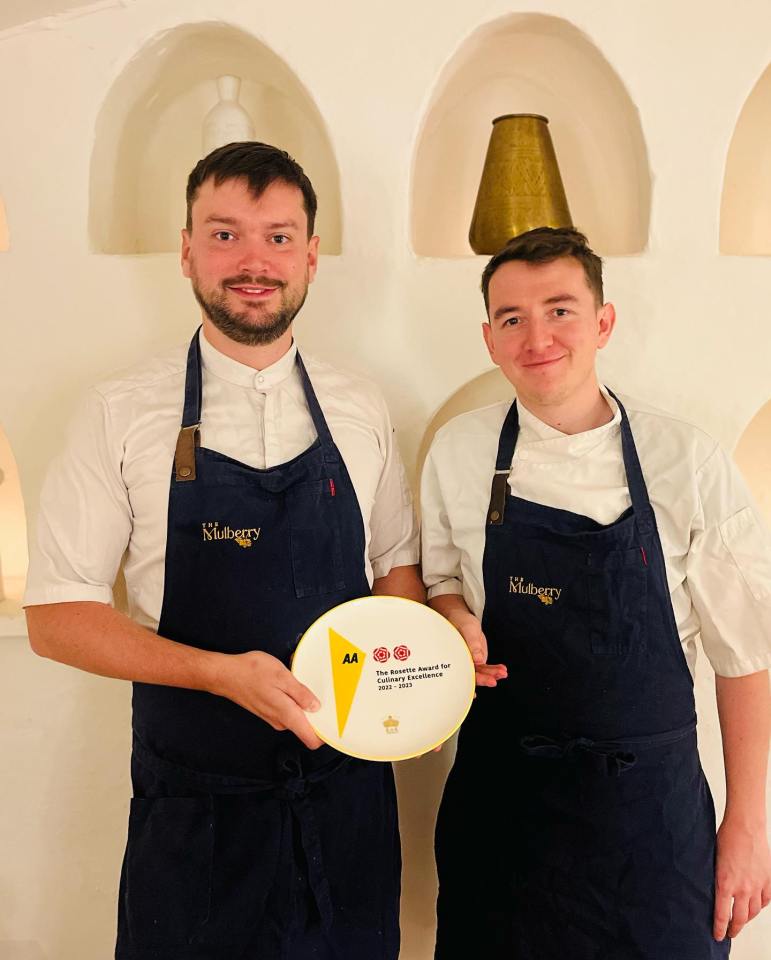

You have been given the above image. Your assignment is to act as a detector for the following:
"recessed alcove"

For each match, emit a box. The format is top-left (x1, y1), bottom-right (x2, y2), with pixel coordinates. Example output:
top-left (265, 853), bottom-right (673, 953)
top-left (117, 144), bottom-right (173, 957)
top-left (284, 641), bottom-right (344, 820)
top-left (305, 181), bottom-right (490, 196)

top-left (89, 22), bottom-right (342, 255)
top-left (416, 368), bottom-right (513, 498)
top-left (734, 399), bottom-right (771, 524)
top-left (411, 14), bottom-right (651, 258)
top-left (0, 196), bottom-right (9, 252)
top-left (720, 65), bottom-right (771, 255)
top-left (0, 426), bottom-right (28, 621)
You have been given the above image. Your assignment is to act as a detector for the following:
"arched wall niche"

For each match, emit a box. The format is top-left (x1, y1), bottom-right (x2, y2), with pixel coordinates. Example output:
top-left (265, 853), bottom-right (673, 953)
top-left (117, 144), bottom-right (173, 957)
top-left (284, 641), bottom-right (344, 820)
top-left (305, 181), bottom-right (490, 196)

top-left (416, 367), bottom-right (513, 502)
top-left (0, 425), bottom-right (28, 618)
top-left (734, 399), bottom-right (771, 524)
top-left (0, 195), bottom-right (9, 252)
top-left (411, 14), bottom-right (651, 258)
top-left (89, 22), bottom-right (343, 255)
top-left (720, 65), bottom-right (771, 255)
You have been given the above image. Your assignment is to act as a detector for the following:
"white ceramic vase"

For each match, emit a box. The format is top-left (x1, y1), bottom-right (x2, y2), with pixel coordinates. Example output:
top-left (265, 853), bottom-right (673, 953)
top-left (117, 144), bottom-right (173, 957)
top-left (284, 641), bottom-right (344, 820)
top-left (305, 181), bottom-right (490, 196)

top-left (202, 75), bottom-right (255, 155)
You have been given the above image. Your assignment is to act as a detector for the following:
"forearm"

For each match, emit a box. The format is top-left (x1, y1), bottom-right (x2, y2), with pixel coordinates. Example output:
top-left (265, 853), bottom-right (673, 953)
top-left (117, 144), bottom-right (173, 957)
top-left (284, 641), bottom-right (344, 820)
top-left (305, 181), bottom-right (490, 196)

top-left (716, 670), bottom-right (770, 827)
top-left (372, 563), bottom-right (426, 603)
top-left (26, 601), bottom-right (223, 693)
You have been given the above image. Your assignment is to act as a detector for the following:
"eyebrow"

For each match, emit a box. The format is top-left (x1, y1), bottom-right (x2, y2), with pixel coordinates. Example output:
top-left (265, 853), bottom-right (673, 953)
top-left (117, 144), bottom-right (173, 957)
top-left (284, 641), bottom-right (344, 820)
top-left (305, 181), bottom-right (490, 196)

top-left (492, 293), bottom-right (578, 320)
top-left (202, 217), bottom-right (300, 230)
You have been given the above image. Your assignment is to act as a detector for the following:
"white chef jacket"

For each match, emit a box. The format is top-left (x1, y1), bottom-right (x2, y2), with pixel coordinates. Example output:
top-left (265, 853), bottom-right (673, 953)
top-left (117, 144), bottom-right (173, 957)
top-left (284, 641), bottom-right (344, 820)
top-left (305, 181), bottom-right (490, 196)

top-left (24, 332), bottom-right (419, 630)
top-left (421, 388), bottom-right (771, 678)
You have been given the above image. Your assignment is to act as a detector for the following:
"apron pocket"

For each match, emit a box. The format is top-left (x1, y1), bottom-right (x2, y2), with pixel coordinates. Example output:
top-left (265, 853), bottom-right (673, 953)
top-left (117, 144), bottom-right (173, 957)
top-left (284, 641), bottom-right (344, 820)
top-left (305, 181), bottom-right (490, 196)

top-left (125, 796), bottom-right (213, 946)
top-left (588, 548), bottom-right (647, 655)
top-left (287, 479), bottom-right (346, 598)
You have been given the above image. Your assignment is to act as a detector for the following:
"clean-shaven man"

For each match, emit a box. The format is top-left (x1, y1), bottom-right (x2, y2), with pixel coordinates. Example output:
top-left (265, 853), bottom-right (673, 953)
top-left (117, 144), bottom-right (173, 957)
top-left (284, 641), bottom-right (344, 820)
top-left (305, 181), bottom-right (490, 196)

top-left (422, 227), bottom-right (770, 959)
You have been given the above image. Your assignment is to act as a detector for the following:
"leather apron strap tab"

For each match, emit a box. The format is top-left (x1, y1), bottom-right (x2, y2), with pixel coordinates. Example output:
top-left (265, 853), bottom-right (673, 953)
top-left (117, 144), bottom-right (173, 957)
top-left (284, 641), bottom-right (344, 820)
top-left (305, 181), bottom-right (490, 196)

top-left (487, 470), bottom-right (510, 525)
top-left (174, 424), bottom-right (199, 482)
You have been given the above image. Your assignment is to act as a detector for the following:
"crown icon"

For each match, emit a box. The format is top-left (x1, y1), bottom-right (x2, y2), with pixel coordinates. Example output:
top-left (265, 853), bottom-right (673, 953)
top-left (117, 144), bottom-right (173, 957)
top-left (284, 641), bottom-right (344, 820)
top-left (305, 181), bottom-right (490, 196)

top-left (383, 715), bottom-right (400, 734)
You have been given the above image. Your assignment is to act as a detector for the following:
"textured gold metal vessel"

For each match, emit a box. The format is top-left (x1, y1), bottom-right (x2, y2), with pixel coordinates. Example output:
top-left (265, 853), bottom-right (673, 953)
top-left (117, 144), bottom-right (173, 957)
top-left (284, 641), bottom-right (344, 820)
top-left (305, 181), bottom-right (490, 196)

top-left (469, 114), bottom-right (572, 254)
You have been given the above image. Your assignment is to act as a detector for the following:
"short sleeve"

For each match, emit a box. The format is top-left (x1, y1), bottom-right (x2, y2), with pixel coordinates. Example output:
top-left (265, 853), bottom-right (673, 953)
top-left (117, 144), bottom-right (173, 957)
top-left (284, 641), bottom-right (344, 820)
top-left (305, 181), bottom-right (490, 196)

top-left (420, 440), bottom-right (464, 600)
top-left (367, 395), bottom-right (420, 580)
top-left (23, 389), bottom-right (132, 607)
top-left (686, 444), bottom-right (771, 677)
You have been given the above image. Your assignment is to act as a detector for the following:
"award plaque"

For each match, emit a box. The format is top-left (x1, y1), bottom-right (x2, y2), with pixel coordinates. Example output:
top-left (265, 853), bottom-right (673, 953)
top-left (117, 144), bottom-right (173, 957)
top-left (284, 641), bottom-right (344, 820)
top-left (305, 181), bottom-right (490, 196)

top-left (291, 596), bottom-right (475, 761)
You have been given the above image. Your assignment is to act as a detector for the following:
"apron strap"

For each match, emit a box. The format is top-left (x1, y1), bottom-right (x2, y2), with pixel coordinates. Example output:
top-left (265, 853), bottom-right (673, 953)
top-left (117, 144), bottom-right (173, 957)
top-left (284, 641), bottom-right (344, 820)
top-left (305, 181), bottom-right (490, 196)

top-left (296, 352), bottom-right (340, 466)
top-left (174, 330), bottom-right (203, 482)
top-left (487, 399), bottom-right (520, 526)
top-left (486, 389), bottom-right (655, 536)
top-left (172, 330), bottom-right (341, 481)
top-left (607, 389), bottom-right (655, 537)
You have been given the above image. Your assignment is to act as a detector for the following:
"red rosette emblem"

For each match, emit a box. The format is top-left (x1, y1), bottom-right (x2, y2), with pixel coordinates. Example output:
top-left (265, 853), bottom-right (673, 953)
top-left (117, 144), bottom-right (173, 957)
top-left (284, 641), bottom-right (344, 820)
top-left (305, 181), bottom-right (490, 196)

top-left (393, 644), bottom-right (410, 661)
top-left (373, 646), bottom-right (390, 663)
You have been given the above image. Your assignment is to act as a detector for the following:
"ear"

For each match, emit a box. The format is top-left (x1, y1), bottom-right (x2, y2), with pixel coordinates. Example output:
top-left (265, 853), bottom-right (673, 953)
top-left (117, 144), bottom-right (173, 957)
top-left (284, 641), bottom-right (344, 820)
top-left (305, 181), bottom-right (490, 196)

top-left (597, 302), bottom-right (616, 349)
top-left (307, 235), bottom-right (320, 283)
top-left (482, 321), bottom-right (497, 363)
top-left (181, 229), bottom-right (192, 279)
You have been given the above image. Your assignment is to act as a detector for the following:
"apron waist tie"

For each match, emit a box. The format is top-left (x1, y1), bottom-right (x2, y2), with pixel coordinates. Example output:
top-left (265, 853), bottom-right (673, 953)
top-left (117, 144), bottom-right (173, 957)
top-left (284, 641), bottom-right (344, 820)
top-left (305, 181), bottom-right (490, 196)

top-left (132, 736), bottom-right (347, 930)
top-left (520, 720), bottom-right (697, 778)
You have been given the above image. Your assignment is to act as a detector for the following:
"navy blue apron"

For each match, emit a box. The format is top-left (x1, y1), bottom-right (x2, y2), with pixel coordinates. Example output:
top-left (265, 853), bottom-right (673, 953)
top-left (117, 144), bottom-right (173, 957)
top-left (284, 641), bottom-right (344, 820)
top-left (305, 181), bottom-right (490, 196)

top-left (435, 393), bottom-right (728, 959)
top-left (116, 332), bottom-right (400, 960)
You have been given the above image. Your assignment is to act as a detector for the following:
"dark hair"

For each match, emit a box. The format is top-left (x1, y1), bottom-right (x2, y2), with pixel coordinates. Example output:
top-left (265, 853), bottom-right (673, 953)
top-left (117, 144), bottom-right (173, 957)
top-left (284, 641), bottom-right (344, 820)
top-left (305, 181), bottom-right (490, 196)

top-left (481, 227), bottom-right (603, 312)
top-left (185, 141), bottom-right (317, 236)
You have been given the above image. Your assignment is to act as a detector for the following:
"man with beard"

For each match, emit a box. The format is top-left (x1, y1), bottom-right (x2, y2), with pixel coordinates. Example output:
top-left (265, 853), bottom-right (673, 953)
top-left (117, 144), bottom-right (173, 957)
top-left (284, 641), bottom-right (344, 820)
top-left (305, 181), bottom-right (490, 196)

top-left (24, 142), bottom-right (422, 959)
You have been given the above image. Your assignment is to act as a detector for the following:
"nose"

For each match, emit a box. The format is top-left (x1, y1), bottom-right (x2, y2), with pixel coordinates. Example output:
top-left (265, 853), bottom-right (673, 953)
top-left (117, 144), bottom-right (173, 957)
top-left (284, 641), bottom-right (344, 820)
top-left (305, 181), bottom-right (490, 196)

top-left (524, 316), bottom-right (554, 353)
top-left (236, 238), bottom-right (275, 278)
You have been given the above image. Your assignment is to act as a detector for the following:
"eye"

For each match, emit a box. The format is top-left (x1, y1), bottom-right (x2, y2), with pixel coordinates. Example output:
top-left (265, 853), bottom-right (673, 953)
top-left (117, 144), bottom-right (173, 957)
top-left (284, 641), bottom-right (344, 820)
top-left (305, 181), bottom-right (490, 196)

top-left (553, 307), bottom-right (570, 318)
top-left (214, 230), bottom-right (236, 241)
top-left (271, 234), bottom-right (291, 245)
top-left (502, 315), bottom-right (521, 327)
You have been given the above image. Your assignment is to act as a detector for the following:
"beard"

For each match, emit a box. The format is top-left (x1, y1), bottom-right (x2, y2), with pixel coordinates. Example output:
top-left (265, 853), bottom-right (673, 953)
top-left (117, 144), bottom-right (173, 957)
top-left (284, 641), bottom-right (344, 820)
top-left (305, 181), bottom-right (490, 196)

top-left (191, 272), bottom-right (308, 346)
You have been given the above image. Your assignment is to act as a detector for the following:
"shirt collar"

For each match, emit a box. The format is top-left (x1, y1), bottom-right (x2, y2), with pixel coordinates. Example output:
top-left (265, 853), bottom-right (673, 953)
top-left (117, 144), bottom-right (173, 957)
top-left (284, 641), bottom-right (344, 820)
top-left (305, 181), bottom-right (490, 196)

top-left (199, 330), bottom-right (298, 391)
top-left (515, 385), bottom-right (622, 460)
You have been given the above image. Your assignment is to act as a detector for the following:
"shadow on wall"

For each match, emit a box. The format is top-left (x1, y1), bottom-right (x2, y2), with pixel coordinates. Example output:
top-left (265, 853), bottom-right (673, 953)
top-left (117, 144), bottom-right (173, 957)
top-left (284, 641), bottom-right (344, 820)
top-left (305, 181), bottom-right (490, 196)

top-left (734, 399), bottom-right (771, 523)
top-left (415, 367), bottom-right (514, 503)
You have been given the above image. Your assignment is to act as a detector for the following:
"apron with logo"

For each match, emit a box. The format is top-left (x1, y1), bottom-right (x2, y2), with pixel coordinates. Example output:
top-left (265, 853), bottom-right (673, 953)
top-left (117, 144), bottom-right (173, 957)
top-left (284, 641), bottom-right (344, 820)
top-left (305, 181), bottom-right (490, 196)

top-left (434, 394), bottom-right (728, 959)
top-left (115, 332), bottom-right (400, 960)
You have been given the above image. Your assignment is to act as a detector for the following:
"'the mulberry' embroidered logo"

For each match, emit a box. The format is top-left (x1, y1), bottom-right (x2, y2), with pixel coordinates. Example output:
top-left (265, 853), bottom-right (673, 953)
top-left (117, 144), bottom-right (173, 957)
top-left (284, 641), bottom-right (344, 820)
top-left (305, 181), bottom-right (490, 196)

top-left (509, 576), bottom-right (561, 603)
top-left (202, 522), bottom-right (261, 548)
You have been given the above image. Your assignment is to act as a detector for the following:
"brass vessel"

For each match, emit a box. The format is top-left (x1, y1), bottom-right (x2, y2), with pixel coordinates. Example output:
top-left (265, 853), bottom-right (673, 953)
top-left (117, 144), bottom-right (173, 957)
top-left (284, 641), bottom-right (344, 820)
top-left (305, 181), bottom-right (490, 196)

top-left (469, 114), bottom-right (572, 254)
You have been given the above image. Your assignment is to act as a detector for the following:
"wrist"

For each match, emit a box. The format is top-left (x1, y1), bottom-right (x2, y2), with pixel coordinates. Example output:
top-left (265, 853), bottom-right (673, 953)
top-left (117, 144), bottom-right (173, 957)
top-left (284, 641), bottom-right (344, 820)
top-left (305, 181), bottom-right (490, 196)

top-left (198, 649), bottom-right (232, 698)
top-left (720, 807), bottom-right (767, 833)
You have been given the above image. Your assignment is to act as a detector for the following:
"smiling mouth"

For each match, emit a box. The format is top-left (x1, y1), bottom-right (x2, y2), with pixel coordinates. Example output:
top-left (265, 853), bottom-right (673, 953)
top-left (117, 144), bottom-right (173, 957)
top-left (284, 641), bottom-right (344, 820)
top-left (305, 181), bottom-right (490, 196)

top-left (523, 356), bottom-right (565, 368)
top-left (227, 284), bottom-right (281, 298)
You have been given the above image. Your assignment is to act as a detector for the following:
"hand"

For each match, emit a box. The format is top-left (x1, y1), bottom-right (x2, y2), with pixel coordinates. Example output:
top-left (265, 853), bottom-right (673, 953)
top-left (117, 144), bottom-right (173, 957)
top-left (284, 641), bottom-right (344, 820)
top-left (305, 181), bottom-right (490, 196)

top-left (211, 650), bottom-right (325, 750)
top-left (454, 613), bottom-right (507, 688)
top-left (713, 816), bottom-right (771, 940)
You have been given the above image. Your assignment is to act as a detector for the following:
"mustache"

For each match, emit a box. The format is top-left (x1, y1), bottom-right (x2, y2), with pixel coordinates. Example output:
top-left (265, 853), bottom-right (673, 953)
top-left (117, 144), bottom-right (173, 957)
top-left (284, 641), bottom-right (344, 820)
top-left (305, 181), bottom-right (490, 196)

top-left (223, 275), bottom-right (286, 289)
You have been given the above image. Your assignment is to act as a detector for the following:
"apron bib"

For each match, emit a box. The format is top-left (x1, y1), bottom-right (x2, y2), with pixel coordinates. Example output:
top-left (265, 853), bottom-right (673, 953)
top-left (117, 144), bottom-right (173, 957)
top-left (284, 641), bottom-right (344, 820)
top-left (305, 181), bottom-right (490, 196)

top-left (435, 393), bottom-right (728, 960)
top-left (116, 332), bottom-right (400, 960)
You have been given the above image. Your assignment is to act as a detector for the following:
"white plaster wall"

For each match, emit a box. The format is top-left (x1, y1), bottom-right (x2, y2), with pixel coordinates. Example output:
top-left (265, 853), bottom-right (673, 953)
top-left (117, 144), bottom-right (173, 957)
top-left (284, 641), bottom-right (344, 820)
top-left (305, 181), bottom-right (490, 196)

top-left (0, 1), bottom-right (769, 958)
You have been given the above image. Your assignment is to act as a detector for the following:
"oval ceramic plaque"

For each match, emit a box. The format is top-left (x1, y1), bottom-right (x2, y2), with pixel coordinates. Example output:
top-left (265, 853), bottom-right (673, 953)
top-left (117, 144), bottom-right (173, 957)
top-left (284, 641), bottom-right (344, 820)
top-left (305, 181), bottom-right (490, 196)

top-left (291, 596), bottom-right (475, 761)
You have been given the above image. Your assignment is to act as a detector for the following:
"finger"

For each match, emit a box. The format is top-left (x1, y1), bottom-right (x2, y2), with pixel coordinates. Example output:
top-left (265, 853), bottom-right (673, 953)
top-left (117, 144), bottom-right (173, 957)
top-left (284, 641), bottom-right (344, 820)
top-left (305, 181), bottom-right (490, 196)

top-left (476, 630), bottom-right (489, 664)
top-left (747, 894), bottom-right (763, 922)
top-left (282, 672), bottom-right (321, 712)
top-left (283, 702), bottom-right (325, 750)
top-left (762, 883), bottom-right (771, 909)
top-left (467, 637), bottom-right (486, 665)
top-left (713, 891), bottom-right (732, 941)
top-left (727, 893), bottom-right (749, 939)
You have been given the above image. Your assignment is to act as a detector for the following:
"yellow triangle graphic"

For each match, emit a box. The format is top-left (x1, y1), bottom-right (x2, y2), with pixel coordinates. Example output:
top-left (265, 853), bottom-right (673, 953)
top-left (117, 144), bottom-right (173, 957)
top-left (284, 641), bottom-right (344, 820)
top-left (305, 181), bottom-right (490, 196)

top-left (329, 627), bottom-right (367, 738)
